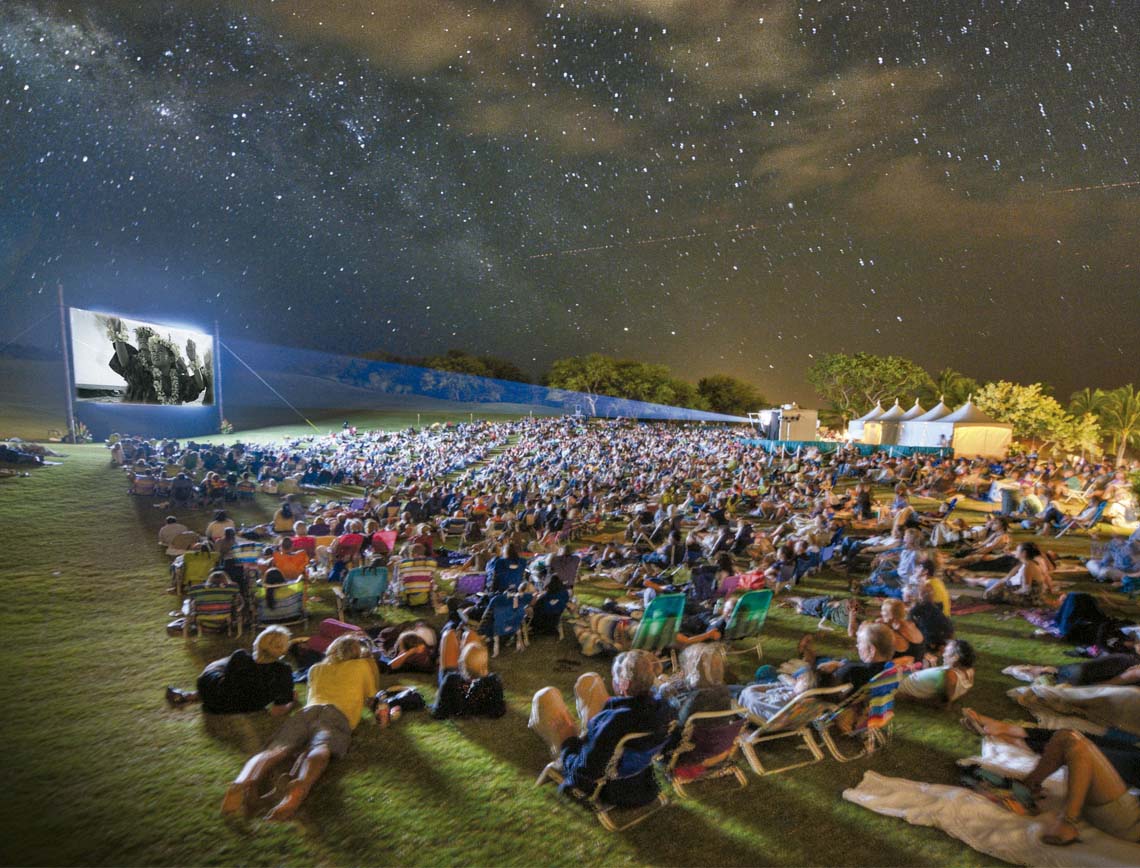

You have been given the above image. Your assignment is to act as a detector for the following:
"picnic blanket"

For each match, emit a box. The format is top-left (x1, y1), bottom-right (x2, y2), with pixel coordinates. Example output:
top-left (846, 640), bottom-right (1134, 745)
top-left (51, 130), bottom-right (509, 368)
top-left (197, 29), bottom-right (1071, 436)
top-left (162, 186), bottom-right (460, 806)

top-left (1009, 683), bottom-right (1140, 736)
top-left (843, 739), bottom-right (1140, 867)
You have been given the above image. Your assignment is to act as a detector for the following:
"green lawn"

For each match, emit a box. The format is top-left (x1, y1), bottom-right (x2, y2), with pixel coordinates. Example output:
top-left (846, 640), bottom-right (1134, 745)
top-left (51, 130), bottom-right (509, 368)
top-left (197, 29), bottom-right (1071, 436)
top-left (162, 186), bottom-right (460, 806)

top-left (0, 439), bottom-right (1133, 867)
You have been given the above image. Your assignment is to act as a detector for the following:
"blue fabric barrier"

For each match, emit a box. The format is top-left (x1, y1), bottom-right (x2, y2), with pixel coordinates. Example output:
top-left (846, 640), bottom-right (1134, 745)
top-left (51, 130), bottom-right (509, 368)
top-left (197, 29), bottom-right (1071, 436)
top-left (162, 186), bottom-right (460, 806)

top-left (739, 439), bottom-right (951, 458)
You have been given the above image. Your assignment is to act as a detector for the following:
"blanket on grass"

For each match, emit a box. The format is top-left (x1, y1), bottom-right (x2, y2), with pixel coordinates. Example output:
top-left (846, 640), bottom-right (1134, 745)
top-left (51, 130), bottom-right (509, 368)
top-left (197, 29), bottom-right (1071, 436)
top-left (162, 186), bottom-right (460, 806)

top-left (1010, 683), bottom-right (1140, 736)
top-left (843, 739), bottom-right (1140, 867)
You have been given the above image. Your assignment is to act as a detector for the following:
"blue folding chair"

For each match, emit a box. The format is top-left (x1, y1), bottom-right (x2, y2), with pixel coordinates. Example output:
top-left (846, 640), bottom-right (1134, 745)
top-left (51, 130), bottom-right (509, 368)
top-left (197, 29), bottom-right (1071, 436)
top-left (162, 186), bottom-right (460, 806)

top-left (334, 564), bottom-right (389, 620)
top-left (480, 592), bottom-right (533, 656)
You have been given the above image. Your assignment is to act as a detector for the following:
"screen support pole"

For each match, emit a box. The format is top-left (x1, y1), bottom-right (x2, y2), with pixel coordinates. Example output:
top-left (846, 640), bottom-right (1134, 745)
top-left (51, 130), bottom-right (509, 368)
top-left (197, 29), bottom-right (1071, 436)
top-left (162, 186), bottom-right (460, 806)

top-left (57, 283), bottom-right (77, 442)
top-left (214, 319), bottom-right (224, 428)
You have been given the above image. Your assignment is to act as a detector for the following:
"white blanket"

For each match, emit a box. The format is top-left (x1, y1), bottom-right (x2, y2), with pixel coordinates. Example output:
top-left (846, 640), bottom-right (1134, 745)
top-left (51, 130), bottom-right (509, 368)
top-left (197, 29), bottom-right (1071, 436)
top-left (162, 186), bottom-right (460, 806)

top-left (1009, 684), bottom-right (1140, 736)
top-left (842, 739), bottom-right (1140, 867)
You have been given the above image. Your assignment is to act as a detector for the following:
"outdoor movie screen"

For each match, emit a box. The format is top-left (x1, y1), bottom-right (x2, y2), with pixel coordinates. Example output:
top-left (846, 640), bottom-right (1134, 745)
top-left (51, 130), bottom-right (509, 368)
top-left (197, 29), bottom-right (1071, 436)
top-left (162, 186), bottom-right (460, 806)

top-left (69, 308), bottom-right (215, 406)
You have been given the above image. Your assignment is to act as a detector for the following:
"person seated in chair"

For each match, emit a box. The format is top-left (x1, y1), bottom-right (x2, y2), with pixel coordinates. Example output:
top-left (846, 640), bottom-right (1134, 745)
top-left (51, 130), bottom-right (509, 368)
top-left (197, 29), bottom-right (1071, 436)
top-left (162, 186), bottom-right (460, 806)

top-left (529, 650), bottom-right (675, 808)
top-left (529, 576), bottom-right (571, 636)
top-left (804, 621), bottom-right (896, 691)
top-left (166, 626), bottom-right (295, 714)
top-left (221, 634), bottom-right (379, 821)
top-left (158, 515), bottom-right (192, 548)
top-left (430, 626), bottom-right (506, 719)
top-left (272, 537), bottom-right (309, 582)
top-left (486, 543), bottom-right (528, 592)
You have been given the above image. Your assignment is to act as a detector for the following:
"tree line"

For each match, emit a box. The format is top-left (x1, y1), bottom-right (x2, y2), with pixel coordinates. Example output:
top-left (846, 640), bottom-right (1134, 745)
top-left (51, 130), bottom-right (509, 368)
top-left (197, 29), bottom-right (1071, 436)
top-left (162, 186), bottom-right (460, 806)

top-left (360, 348), bottom-right (766, 416)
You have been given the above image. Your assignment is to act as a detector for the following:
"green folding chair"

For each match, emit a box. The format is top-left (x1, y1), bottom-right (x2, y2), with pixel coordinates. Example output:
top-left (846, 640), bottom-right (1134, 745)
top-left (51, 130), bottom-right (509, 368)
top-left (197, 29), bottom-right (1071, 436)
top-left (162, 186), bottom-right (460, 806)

top-left (631, 593), bottom-right (686, 669)
top-left (722, 589), bottom-right (773, 659)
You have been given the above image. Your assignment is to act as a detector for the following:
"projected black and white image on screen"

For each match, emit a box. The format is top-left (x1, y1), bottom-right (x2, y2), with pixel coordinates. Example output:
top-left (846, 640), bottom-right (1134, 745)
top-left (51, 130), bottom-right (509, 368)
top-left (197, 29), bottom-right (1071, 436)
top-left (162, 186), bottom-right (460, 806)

top-left (69, 308), bottom-right (214, 406)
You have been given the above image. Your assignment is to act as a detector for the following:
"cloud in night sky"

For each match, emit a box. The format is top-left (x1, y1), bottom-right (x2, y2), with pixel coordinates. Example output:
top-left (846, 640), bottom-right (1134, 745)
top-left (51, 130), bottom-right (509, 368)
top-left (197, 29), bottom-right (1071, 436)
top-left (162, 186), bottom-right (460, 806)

top-left (0, 0), bottom-right (1136, 403)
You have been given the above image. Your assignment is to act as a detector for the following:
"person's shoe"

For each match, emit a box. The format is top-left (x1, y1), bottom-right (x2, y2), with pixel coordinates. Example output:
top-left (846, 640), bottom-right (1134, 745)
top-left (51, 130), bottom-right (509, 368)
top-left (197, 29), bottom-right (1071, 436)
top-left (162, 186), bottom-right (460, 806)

top-left (165, 687), bottom-right (191, 707)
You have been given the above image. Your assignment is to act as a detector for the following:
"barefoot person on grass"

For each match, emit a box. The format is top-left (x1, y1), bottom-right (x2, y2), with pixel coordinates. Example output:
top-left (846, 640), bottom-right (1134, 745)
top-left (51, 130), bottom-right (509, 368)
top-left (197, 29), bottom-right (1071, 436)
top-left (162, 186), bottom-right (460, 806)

top-left (221, 633), bottom-right (379, 821)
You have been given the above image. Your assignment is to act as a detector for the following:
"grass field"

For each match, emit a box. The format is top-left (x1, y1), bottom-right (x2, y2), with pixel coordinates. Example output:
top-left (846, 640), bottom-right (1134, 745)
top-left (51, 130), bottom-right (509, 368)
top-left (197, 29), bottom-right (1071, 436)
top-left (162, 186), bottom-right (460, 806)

top-left (0, 434), bottom-right (1134, 867)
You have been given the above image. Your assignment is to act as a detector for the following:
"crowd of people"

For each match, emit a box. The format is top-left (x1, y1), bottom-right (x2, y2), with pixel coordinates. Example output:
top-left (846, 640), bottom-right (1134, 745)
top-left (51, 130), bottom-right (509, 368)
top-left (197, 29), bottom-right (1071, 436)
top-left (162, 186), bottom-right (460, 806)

top-left (124, 417), bottom-right (1140, 847)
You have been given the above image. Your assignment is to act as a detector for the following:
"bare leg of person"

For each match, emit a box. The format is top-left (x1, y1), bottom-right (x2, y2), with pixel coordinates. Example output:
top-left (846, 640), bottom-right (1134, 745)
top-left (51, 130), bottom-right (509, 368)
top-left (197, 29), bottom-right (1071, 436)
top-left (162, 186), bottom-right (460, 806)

top-left (438, 625), bottom-right (460, 674)
top-left (961, 708), bottom-right (1029, 741)
top-left (529, 687), bottom-right (578, 755)
top-left (221, 746), bottom-right (294, 816)
top-left (265, 744), bottom-right (332, 821)
top-left (574, 672), bottom-right (610, 728)
top-left (1023, 731), bottom-right (1130, 845)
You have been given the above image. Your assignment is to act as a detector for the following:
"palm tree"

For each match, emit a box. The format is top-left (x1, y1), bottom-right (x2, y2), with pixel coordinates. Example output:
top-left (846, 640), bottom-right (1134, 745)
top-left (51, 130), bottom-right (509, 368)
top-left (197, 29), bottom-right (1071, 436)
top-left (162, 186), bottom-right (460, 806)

top-left (921, 368), bottom-right (978, 408)
top-left (1068, 386), bottom-right (1107, 419)
top-left (1098, 385), bottom-right (1140, 462)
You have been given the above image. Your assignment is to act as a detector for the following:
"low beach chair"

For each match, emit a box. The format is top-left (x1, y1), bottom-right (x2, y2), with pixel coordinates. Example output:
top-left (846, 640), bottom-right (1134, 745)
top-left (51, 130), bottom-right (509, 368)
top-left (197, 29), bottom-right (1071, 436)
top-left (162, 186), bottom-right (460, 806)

top-left (739, 685), bottom-right (849, 776)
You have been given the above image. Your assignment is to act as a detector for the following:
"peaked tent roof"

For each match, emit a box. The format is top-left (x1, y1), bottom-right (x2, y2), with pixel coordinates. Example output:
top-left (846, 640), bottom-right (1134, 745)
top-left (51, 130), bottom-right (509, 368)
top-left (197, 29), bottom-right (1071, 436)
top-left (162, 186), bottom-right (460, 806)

top-left (853, 401), bottom-right (885, 422)
top-left (878, 400), bottom-right (907, 422)
top-left (900, 399), bottom-right (926, 421)
top-left (913, 400), bottom-right (952, 422)
top-left (940, 400), bottom-right (1004, 424)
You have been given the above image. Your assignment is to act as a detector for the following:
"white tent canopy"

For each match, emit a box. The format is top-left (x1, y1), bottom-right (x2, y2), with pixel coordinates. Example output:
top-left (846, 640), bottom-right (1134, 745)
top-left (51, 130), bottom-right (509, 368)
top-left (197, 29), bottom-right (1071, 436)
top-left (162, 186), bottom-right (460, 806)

top-left (847, 401), bottom-right (884, 441)
top-left (921, 400), bottom-right (1012, 458)
top-left (899, 398), bottom-right (951, 446)
top-left (899, 399), bottom-right (926, 421)
top-left (866, 400), bottom-right (906, 446)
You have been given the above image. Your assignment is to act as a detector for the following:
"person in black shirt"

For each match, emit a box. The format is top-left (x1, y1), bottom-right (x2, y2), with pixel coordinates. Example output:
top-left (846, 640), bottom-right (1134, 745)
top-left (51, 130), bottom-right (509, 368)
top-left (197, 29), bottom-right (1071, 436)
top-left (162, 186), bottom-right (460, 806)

top-left (430, 627), bottom-right (505, 719)
top-left (165, 626), bottom-right (295, 715)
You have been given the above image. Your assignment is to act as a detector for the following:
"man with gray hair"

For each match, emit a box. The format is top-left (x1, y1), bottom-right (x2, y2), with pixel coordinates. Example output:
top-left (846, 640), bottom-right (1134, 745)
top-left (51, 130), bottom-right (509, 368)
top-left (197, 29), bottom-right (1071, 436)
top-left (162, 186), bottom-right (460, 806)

top-left (529, 649), bottom-right (675, 808)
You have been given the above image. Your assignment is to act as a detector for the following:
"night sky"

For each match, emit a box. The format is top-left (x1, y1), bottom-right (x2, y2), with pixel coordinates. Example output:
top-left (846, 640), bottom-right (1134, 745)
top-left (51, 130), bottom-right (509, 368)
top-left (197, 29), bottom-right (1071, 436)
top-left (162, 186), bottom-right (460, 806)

top-left (1, 0), bottom-right (1137, 402)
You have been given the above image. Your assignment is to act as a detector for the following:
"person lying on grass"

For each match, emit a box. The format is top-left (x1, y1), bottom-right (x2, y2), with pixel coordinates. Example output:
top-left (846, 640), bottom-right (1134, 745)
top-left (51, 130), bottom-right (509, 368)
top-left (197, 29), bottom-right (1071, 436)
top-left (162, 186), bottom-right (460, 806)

top-left (221, 633), bottom-right (380, 821)
top-left (961, 712), bottom-right (1140, 846)
top-left (956, 540), bottom-right (1054, 605)
top-left (896, 639), bottom-right (976, 704)
top-left (166, 625), bottom-right (295, 714)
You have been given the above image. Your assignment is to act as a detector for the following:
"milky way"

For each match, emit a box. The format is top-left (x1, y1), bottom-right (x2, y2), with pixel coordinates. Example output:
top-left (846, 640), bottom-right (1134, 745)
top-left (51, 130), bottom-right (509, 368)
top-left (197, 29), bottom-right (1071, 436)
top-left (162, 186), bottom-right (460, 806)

top-left (0, 0), bottom-right (1136, 400)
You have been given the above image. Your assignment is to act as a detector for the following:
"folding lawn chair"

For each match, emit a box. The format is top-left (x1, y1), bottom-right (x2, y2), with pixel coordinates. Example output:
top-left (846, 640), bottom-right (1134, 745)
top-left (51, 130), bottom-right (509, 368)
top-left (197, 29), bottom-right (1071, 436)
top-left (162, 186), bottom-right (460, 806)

top-left (395, 557), bottom-right (436, 607)
top-left (172, 548), bottom-right (219, 596)
top-left (164, 530), bottom-right (201, 557)
top-left (477, 592), bottom-right (533, 656)
top-left (813, 664), bottom-right (900, 762)
top-left (722, 589), bottom-right (773, 659)
top-left (253, 579), bottom-right (308, 629)
top-left (630, 593), bottom-right (686, 669)
top-left (182, 583), bottom-right (243, 640)
top-left (1055, 500), bottom-right (1106, 537)
top-left (660, 708), bottom-right (748, 798)
top-left (531, 586), bottom-right (571, 639)
top-left (738, 685), bottom-right (849, 776)
top-left (333, 564), bottom-right (389, 620)
top-left (536, 730), bottom-right (672, 832)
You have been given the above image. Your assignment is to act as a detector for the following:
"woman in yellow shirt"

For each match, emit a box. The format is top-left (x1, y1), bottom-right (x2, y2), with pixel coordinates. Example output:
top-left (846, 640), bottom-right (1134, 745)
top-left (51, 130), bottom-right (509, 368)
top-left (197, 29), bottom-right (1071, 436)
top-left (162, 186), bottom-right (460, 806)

top-left (221, 634), bottom-right (379, 821)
